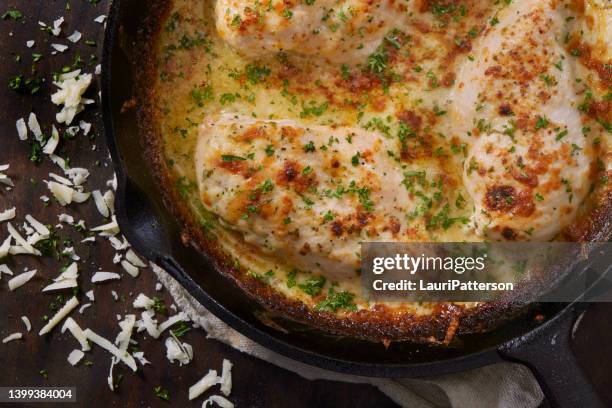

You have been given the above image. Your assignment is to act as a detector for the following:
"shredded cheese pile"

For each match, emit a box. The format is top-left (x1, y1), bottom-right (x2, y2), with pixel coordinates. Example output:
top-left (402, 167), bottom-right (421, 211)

top-left (0, 5), bottom-right (236, 406)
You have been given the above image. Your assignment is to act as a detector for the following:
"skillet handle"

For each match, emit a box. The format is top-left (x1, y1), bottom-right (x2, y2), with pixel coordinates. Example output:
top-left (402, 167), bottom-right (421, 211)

top-left (497, 304), bottom-right (602, 408)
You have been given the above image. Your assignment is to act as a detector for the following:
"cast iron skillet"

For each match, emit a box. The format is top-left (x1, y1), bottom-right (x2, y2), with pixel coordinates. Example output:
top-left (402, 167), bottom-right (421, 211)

top-left (101, 1), bottom-right (609, 406)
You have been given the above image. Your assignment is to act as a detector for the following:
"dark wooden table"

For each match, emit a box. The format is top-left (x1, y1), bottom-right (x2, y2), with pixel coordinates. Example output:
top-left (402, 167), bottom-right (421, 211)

top-left (0, 2), bottom-right (610, 408)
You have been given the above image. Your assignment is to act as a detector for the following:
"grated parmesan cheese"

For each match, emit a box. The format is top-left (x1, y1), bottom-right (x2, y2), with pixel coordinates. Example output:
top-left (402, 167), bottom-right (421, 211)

top-left (133, 293), bottom-right (154, 309)
top-left (61, 317), bottom-right (90, 350)
top-left (58, 213), bottom-right (75, 224)
top-left (65, 167), bottom-right (90, 186)
top-left (2, 333), bottom-right (22, 344)
top-left (219, 359), bottom-right (233, 397)
top-left (39, 296), bottom-right (79, 335)
top-left (126, 249), bottom-right (146, 268)
top-left (79, 120), bottom-right (91, 135)
top-left (91, 216), bottom-right (119, 236)
top-left (8, 269), bottom-right (37, 291)
top-left (84, 328), bottom-right (137, 372)
top-left (67, 349), bottom-right (85, 366)
top-left (47, 181), bottom-right (75, 206)
top-left (0, 237), bottom-right (11, 259)
top-left (165, 335), bottom-right (193, 366)
top-left (67, 31), bottom-right (82, 43)
top-left (202, 396), bottom-right (234, 408)
top-left (28, 112), bottom-right (42, 141)
top-left (52, 17), bottom-right (64, 36)
top-left (7, 222), bottom-right (40, 255)
top-left (92, 190), bottom-right (110, 218)
top-left (43, 262), bottom-right (78, 292)
top-left (132, 351), bottom-right (150, 366)
top-left (91, 271), bottom-right (121, 283)
top-left (121, 260), bottom-right (140, 277)
top-left (16, 118), bottom-right (27, 140)
top-left (0, 207), bottom-right (16, 222)
top-left (0, 264), bottom-right (14, 277)
top-left (42, 125), bottom-right (60, 155)
top-left (51, 71), bottom-right (92, 125)
top-left (157, 312), bottom-right (188, 335)
top-left (115, 315), bottom-right (136, 354)
top-left (189, 370), bottom-right (219, 401)
top-left (21, 316), bottom-right (31, 332)
top-left (78, 303), bottom-right (92, 314)
top-left (51, 43), bottom-right (68, 53)
top-left (25, 214), bottom-right (50, 236)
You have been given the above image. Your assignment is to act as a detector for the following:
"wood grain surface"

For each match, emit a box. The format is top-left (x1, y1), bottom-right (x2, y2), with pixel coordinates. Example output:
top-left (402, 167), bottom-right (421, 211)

top-left (0, 1), bottom-right (609, 408)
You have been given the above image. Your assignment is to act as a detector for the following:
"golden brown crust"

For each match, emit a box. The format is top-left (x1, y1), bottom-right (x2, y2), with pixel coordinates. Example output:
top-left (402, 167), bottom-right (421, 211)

top-left (131, 1), bottom-right (611, 344)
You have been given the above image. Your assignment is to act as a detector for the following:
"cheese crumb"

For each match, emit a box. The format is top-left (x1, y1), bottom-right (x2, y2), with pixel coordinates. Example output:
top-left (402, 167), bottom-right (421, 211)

top-left (67, 349), bottom-right (85, 365)
top-left (43, 262), bottom-right (78, 292)
top-left (220, 359), bottom-right (233, 396)
top-left (84, 328), bottom-right (137, 371)
top-left (121, 260), bottom-right (140, 278)
top-left (0, 207), bottom-right (16, 222)
top-left (133, 293), bottom-right (154, 309)
top-left (126, 249), bottom-right (146, 267)
top-left (91, 271), bottom-right (121, 283)
top-left (21, 316), bottom-right (31, 332)
top-left (67, 31), bottom-right (82, 43)
top-left (28, 112), bottom-right (43, 141)
top-left (8, 269), bottom-right (37, 291)
top-left (16, 118), bottom-right (27, 140)
top-left (189, 370), bottom-right (218, 401)
top-left (61, 317), bottom-right (91, 351)
top-left (51, 43), bottom-right (68, 53)
top-left (202, 396), bottom-right (234, 408)
top-left (2, 333), bottom-right (22, 344)
top-left (165, 336), bottom-right (193, 366)
top-left (39, 296), bottom-right (79, 335)
top-left (51, 71), bottom-right (92, 125)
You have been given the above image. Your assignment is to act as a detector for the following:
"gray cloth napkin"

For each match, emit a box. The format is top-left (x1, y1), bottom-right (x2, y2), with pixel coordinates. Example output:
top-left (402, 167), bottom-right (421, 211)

top-left (152, 264), bottom-right (544, 408)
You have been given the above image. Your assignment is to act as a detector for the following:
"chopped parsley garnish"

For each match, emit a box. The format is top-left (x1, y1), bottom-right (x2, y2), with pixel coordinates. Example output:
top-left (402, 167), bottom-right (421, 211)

top-left (190, 85), bottom-right (214, 107)
top-left (170, 322), bottom-right (191, 337)
top-left (286, 270), bottom-right (297, 288)
top-left (535, 115), bottom-right (549, 129)
top-left (29, 141), bottom-right (44, 164)
top-left (303, 141), bottom-right (316, 152)
top-left (555, 129), bottom-right (568, 141)
top-left (219, 92), bottom-right (239, 105)
top-left (265, 144), bottom-right (275, 156)
top-left (367, 47), bottom-right (387, 75)
top-left (2, 8), bottom-right (23, 20)
top-left (316, 288), bottom-right (357, 312)
top-left (427, 204), bottom-right (469, 230)
top-left (221, 154), bottom-right (247, 162)
top-left (300, 101), bottom-right (328, 118)
top-left (154, 386), bottom-right (170, 401)
top-left (152, 297), bottom-right (166, 314)
top-left (245, 63), bottom-right (271, 84)
top-left (298, 275), bottom-right (326, 296)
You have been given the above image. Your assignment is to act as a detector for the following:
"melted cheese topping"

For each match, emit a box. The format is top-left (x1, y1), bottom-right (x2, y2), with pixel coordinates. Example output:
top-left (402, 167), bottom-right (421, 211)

top-left (151, 0), bottom-right (610, 313)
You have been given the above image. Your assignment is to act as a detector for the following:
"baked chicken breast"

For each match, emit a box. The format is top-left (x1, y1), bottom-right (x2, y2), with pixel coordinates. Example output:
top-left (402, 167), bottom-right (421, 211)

top-left (194, 114), bottom-right (437, 279)
top-left (215, 0), bottom-right (413, 63)
top-left (451, 0), bottom-right (598, 241)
